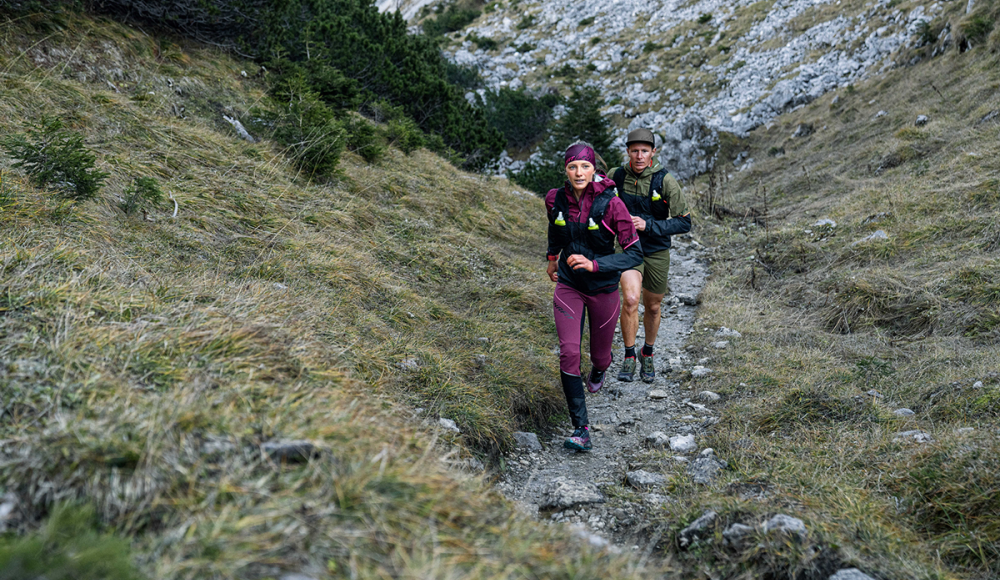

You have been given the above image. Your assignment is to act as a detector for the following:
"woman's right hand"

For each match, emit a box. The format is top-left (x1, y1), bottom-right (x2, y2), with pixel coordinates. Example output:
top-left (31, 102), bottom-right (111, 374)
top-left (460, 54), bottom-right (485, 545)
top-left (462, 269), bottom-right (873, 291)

top-left (547, 260), bottom-right (558, 282)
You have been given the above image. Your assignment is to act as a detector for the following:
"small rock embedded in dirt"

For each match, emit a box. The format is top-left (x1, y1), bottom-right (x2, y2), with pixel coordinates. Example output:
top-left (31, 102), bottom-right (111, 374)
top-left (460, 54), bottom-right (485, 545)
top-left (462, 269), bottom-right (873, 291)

top-left (914, 114), bottom-right (929, 126)
top-left (676, 293), bottom-right (699, 306)
top-left (893, 408), bottom-right (915, 416)
top-left (648, 389), bottom-right (670, 399)
top-left (670, 434), bottom-right (697, 452)
top-left (513, 431), bottom-right (542, 451)
top-left (439, 418), bottom-right (461, 433)
top-left (972, 381), bottom-right (984, 389)
top-left (262, 440), bottom-right (317, 463)
top-left (813, 218), bottom-right (837, 227)
top-left (893, 430), bottom-right (932, 443)
top-left (866, 389), bottom-right (883, 398)
top-left (691, 366), bottom-right (713, 378)
top-left (698, 391), bottom-right (721, 403)
top-left (626, 470), bottom-right (666, 489)
top-left (828, 568), bottom-right (878, 580)
top-left (540, 477), bottom-right (605, 509)
top-left (874, 110), bottom-right (887, 118)
top-left (678, 510), bottom-right (717, 548)
top-left (723, 523), bottom-right (755, 550)
top-left (398, 357), bottom-right (419, 370)
top-left (715, 327), bottom-right (742, 338)
top-left (646, 431), bottom-right (671, 448)
top-left (711, 341), bottom-right (729, 349)
top-left (473, 354), bottom-right (488, 367)
top-left (852, 230), bottom-right (888, 246)
top-left (762, 514), bottom-right (807, 540)
top-left (955, 427), bottom-right (975, 435)
top-left (689, 456), bottom-right (725, 484)
top-left (570, 524), bottom-right (613, 549)
top-left (792, 123), bottom-right (813, 137)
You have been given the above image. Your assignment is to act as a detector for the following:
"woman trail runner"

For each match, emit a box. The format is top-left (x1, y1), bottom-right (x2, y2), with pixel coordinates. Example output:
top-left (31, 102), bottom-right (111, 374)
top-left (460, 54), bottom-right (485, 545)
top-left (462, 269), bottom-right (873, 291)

top-left (545, 142), bottom-right (643, 451)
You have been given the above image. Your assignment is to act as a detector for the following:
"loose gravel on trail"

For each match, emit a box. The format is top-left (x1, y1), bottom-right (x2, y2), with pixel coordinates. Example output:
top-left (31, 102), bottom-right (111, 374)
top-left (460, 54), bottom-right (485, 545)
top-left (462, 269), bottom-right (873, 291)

top-left (496, 235), bottom-right (710, 548)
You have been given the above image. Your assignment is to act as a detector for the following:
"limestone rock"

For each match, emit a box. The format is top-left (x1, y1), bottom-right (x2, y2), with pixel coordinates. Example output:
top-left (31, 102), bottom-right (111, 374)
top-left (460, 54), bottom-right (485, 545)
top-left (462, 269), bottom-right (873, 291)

top-left (678, 510), bottom-right (717, 548)
top-left (646, 431), bottom-right (671, 448)
top-left (698, 391), bottom-right (721, 403)
top-left (893, 429), bottom-right (932, 443)
top-left (262, 440), bottom-right (317, 463)
top-left (670, 434), bottom-right (697, 453)
top-left (893, 408), bottom-right (915, 417)
top-left (914, 115), bottom-right (929, 126)
top-left (676, 293), bottom-right (699, 306)
top-left (626, 470), bottom-right (666, 489)
top-left (689, 456), bottom-right (725, 485)
top-left (691, 366), bottom-right (713, 378)
top-left (540, 477), bottom-right (605, 509)
top-left (711, 341), bottom-right (729, 350)
top-left (513, 431), bottom-right (542, 451)
top-left (828, 569), bottom-right (877, 580)
top-left (723, 523), bottom-right (755, 550)
top-left (715, 327), bottom-right (742, 338)
top-left (648, 389), bottom-right (670, 399)
top-left (439, 418), bottom-right (461, 433)
top-left (762, 514), bottom-right (807, 540)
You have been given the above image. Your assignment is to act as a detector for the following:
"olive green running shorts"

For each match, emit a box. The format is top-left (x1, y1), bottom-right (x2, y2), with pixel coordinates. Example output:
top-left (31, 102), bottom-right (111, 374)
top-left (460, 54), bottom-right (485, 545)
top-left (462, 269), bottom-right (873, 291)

top-left (632, 249), bottom-right (670, 295)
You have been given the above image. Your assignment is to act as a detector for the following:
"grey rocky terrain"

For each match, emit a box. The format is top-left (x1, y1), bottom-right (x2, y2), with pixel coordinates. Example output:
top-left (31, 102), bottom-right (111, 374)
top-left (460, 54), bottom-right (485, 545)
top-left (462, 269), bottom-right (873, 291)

top-left (383, 0), bottom-right (953, 179)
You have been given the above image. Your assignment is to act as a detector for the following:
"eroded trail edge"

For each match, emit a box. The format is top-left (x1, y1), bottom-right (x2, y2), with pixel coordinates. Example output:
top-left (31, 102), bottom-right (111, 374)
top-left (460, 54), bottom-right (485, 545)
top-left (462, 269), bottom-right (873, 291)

top-left (497, 235), bottom-right (712, 549)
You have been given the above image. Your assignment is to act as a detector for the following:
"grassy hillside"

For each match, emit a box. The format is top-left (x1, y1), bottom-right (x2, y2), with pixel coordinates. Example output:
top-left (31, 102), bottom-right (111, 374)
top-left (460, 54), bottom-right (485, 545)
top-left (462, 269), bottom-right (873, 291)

top-left (643, 24), bottom-right (1000, 580)
top-left (0, 13), bottom-right (665, 579)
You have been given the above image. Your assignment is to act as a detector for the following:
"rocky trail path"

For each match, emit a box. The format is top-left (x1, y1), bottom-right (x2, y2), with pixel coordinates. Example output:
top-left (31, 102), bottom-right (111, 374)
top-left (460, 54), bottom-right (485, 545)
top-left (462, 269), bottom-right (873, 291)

top-left (496, 235), bottom-right (719, 550)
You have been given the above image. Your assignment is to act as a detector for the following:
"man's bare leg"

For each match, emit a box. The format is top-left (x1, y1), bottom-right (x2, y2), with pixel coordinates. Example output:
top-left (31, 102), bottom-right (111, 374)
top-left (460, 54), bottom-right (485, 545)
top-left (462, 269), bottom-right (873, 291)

top-left (619, 269), bottom-right (642, 348)
top-left (641, 290), bottom-right (666, 347)
top-left (617, 269), bottom-right (642, 381)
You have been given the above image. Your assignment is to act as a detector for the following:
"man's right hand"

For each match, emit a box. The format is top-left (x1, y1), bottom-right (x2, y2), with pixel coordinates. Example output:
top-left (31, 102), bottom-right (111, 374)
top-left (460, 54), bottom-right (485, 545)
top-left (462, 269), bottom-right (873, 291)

top-left (547, 260), bottom-right (558, 282)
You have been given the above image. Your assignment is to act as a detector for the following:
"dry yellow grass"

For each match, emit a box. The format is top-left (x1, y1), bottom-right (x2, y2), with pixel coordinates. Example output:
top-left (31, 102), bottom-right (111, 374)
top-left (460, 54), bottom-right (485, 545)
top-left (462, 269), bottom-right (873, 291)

top-left (648, 6), bottom-right (1000, 577)
top-left (0, 12), bottom-right (673, 579)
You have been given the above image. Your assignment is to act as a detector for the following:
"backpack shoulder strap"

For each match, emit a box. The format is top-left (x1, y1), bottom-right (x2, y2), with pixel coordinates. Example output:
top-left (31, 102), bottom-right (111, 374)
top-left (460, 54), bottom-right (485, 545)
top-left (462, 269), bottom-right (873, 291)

top-left (649, 169), bottom-right (670, 218)
top-left (589, 188), bottom-right (615, 222)
top-left (612, 167), bottom-right (625, 195)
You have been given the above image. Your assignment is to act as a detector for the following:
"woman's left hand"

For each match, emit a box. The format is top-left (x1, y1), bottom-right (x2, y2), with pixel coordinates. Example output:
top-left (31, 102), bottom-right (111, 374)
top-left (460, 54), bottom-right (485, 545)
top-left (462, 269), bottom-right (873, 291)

top-left (631, 216), bottom-right (646, 232)
top-left (566, 254), bottom-right (594, 272)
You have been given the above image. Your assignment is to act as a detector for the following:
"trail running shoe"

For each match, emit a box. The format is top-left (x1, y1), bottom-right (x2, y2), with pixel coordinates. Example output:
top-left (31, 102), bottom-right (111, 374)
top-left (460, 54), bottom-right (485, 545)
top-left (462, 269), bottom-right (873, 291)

top-left (587, 367), bottom-right (606, 393)
top-left (563, 426), bottom-right (592, 451)
top-left (640, 353), bottom-right (655, 383)
top-left (617, 356), bottom-right (636, 382)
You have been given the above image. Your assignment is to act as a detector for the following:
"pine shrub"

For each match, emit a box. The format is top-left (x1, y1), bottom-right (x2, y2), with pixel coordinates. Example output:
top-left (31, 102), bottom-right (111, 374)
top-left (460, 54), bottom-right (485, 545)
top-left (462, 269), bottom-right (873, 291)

top-left (1, 116), bottom-right (109, 202)
top-left (119, 176), bottom-right (163, 215)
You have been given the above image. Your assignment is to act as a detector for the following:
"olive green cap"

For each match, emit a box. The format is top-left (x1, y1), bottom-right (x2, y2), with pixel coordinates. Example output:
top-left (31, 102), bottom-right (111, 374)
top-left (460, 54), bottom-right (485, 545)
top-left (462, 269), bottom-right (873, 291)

top-left (625, 128), bottom-right (656, 147)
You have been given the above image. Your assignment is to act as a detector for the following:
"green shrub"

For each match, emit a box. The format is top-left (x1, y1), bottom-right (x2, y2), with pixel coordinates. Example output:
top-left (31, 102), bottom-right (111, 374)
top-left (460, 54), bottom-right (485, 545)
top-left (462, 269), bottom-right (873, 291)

top-left (585, 63), bottom-right (597, 71)
top-left (0, 170), bottom-right (15, 209)
top-left (249, 77), bottom-right (346, 177)
top-left (515, 42), bottom-right (534, 53)
top-left (590, 37), bottom-right (601, 45)
top-left (385, 117), bottom-right (425, 154)
top-left (516, 14), bottom-right (535, 29)
top-left (578, 16), bottom-right (594, 26)
top-left (1, 116), bottom-right (109, 202)
top-left (469, 33), bottom-right (498, 50)
top-left (479, 88), bottom-right (561, 150)
top-left (698, 12), bottom-right (712, 24)
top-left (119, 176), bottom-right (163, 215)
top-left (422, 1), bottom-right (481, 37)
top-left (0, 503), bottom-right (142, 580)
top-left (343, 115), bottom-right (386, 164)
top-left (961, 14), bottom-right (994, 44)
top-left (70, 0), bottom-right (504, 170)
top-left (643, 41), bottom-right (664, 53)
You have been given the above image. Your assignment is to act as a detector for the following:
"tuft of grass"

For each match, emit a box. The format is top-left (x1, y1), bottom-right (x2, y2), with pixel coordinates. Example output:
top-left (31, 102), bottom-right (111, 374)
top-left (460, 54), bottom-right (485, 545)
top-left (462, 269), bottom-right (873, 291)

top-left (0, 503), bottom-right (142, 580)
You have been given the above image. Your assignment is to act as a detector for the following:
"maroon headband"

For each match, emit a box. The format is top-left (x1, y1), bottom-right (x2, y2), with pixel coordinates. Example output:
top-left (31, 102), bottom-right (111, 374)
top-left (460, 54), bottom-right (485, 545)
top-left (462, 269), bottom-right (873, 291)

top-left (565, 143), bottom-right (596, 167)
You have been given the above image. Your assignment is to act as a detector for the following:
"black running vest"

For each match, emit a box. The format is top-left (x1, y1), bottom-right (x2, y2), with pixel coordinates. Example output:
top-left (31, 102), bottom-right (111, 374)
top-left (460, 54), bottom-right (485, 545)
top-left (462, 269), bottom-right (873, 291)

top-left (548, 186), bottom-right (621, 294)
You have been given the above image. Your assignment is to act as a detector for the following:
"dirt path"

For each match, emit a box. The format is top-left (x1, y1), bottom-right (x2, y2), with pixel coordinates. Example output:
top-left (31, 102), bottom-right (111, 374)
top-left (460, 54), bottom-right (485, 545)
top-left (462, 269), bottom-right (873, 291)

top-left (496, 235), bottom-right (711, 548)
